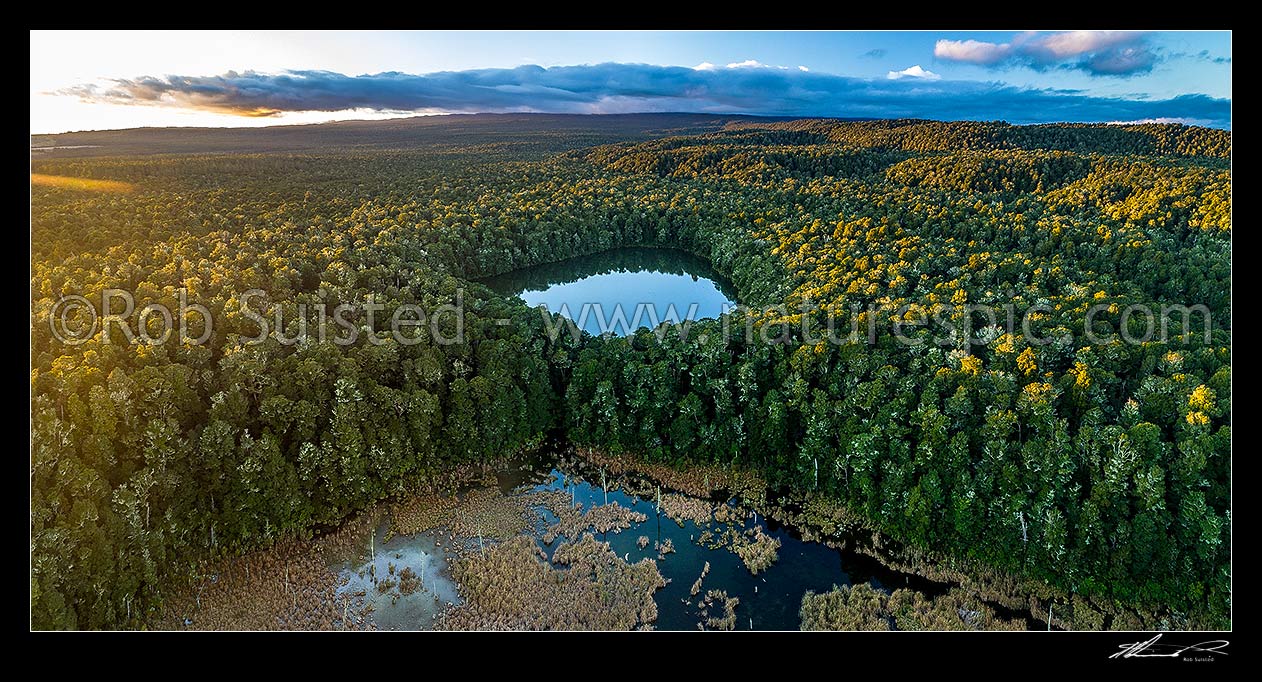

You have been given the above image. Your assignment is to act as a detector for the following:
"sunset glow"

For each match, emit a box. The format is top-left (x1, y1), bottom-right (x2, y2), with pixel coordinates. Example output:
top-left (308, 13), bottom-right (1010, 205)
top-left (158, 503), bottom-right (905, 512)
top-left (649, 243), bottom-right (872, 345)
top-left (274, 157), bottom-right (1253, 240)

top-left (31, 30), bottom-right (1231, 133)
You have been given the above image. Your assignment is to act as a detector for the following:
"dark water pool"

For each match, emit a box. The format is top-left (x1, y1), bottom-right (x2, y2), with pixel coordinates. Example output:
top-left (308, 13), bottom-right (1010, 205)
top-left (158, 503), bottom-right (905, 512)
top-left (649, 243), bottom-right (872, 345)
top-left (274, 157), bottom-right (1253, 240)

top-left (500, 462), bottom-right (956, 631)
top-left (337, 454), bottom-right (1035, 630)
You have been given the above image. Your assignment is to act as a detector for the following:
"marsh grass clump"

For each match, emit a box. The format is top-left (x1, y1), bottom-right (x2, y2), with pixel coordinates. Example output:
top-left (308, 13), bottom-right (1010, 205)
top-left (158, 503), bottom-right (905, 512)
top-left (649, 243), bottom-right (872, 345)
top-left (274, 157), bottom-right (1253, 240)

top-left (760, 490), bottom-right (874, 544)
top-left (574, 447), bottom-right (766, 503)
top-left (697, 529), bottom-right (719, 548)
top-left (732, 526), bottom-right (781, 575)
top-left (153, 537), bottom-right (372, 631)
top-left (440, 536), bottom-right (553, 630)
top-left (799, 492), bottom-right (869, 537)
top-left (388, 456), bottom-right (555, 538)
top-left (637, 536), bottom-right (649, 549)
top-left (886, 588), bottom-right (1026, 630)
top-left (523, 489), bottom-right (571, 515)
top-left (656, 538), bottom-right (675, 559)
top-left (388, 461), bottom-right (521, 537)
top-left (800, 583), bottom-right (892, 630)
top-left (397, 567), bottom-right (421, 596)
top-left (440, 533), bottom-right (665, 630)
top-left (700, 589), bottom-right (739, 631)
top-left (700, 525), bottom-right (781, 574)
top-left (582, 502), bottom-right (647, 536)
top-left (712, 503), bottom-right (738, 525)
top-left (391, 492), bottom-right (460, 536)
top-left (800, 584), bottom-right (1024, 631)
top-left (449, 487), bottom-right (537, 541)
top-left (660, 494), bottom-right (712, 526)
top-left (542, 501), bottom-right (646, 544)
top-left (531, 490), bottom-right (585, 540)
top-left (153, 505), bottom-right (396, 631)
top-left (690, 561), bottom-right (711, 596)
top-left (552, 534), bottom-right (666, 625)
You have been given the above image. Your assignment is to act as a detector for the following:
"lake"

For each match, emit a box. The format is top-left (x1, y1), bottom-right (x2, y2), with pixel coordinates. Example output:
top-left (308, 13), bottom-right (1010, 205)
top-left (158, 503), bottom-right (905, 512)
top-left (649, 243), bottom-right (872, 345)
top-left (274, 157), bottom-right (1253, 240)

top-left (482, 247), bottom-right (737, 336)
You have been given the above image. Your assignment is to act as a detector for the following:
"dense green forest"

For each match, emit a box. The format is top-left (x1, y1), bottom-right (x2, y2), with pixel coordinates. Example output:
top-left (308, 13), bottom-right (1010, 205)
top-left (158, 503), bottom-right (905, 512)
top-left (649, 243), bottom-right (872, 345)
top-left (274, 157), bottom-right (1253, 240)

top-left (31, 115), bottom-right (1230, 629)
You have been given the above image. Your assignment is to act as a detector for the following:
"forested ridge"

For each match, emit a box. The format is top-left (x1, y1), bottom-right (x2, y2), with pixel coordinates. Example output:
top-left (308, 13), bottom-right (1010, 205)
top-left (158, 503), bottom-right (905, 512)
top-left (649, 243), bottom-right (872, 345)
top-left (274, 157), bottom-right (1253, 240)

top-left (31, 116), bottom-right (1231, 629)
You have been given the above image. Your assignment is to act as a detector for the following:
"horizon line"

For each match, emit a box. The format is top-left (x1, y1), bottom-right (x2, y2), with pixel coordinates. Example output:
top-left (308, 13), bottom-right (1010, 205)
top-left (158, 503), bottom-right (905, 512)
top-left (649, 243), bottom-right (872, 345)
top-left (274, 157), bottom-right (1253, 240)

top-left (31, 110), bottom-right (1232, 138)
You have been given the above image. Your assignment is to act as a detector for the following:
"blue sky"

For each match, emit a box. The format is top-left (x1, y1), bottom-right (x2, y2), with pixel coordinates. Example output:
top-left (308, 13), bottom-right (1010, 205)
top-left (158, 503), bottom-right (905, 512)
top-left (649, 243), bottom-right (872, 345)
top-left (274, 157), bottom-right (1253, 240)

top-left (30, 30), bottom-right (1232, 133)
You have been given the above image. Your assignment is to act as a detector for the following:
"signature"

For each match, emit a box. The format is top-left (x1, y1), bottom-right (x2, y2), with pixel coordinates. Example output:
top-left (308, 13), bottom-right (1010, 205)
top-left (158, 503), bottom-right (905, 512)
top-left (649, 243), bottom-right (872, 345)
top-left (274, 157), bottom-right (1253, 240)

top-left (1111, 634), bottom-right (1230, 660)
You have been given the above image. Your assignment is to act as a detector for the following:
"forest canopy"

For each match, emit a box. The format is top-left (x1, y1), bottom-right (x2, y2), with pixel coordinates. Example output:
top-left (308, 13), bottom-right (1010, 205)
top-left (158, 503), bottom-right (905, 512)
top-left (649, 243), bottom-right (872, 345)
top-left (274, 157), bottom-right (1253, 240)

top-left (30, 115), bottom-right (1231, 629)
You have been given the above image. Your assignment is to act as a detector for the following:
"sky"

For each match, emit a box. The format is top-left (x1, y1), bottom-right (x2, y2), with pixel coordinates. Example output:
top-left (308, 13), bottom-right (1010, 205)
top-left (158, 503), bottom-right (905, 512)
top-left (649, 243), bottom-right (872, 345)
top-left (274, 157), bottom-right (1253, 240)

top-left (30, 30), bottom-right (1232, 134)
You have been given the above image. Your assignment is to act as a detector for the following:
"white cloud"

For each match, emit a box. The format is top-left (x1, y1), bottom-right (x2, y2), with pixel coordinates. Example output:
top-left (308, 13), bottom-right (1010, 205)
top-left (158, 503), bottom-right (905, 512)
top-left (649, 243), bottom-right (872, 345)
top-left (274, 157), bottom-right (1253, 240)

top-left (1105, 117), bottom-right (1209, 126)
top-left (934, 31), bottom-right (1156, 76)
top-left (696, 60), bottom-right (798, 72)
top-left (934, 39), bottom-right (1012, 65)
top-left (887, 65), bottom-right (941, 80)
top-left (1040, 31), bottom-right (1141, 58)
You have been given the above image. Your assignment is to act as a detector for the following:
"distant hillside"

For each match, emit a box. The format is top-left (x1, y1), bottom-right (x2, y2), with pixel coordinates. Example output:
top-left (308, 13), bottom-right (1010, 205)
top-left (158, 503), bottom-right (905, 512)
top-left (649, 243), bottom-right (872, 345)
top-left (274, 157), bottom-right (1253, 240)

top-left (31, 114), bottom-right (1229, 161)
top-left (29, 113), bottom-right (794, 158)
top-left (718, 118), bottom-right (1232, 158)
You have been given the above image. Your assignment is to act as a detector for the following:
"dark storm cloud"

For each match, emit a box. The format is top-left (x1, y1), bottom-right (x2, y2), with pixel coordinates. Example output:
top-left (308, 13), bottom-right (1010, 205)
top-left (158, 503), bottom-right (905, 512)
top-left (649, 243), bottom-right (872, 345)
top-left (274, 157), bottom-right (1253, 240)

top-left (61, 62), bottom-right (1231, 128)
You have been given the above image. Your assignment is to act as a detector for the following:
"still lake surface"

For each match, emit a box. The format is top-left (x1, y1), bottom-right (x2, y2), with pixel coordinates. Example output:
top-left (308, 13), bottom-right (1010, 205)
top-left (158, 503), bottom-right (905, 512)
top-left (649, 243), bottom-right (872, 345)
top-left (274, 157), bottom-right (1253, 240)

top-left (482, 247), bottom-right (737, 336)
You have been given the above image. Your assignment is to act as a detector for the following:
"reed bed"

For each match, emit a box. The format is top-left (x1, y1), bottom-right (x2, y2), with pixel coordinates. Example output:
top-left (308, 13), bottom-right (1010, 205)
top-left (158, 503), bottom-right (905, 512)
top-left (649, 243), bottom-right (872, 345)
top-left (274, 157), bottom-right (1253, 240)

top-left (800, 584), bottom-right (1025, 631)
top-left (542, 501), bottom-right (647, 544)
top-left (659, 493), bottom-right (713, 526)
top-left (448, 488), bottom-right (536, 541)
top-left (392, 486), bottom-right (539, 545)
top-left (153, 527), bottom-right (379, 630)
top-left (689, 561), bottom-right (711, 597)
top-left (438, 533), bottom-right (665, 630)
top-left (574, 447), bottom-right (766, 504)
top-left (731, 526), bottom-right (781, 575)
top-left (396, 567), bottom-right (421, 596)
top-left (699, 589), bottom-right (739, 631)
